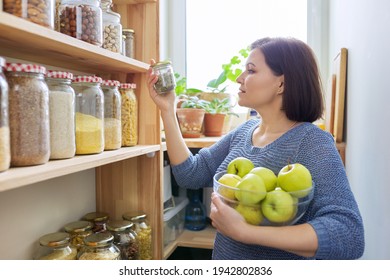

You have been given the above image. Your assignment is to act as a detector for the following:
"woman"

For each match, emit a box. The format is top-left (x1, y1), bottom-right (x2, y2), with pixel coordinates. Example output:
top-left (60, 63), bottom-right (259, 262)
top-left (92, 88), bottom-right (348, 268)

top-left (147, 37), bottom-right (364, 260)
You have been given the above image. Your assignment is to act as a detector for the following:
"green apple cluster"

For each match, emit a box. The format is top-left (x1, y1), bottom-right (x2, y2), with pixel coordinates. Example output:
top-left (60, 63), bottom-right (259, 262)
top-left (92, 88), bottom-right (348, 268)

top-left (216, 157), bottom-right (313, 225)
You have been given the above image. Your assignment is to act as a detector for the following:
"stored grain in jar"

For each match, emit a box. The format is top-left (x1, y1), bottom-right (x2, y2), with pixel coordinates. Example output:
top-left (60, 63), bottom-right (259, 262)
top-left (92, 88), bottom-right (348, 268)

top-left (34, 232), bottom-right (77, 260)
top-left (77, 232), bottom-right (120, 260)
top-left (107, 220), bottom-right (139, 260)
top-left (5, 63), bottom-right (50, 167)
top-left (119, 83), bottom-right (137, 147)
top-left (0, 57), bottom-right (10, 172)
top-left (64, 220), bottom-right (93, 252)
top-left (82, 211), bottom-right (109, 233)
top-left (46, 70), bottom-right (76, 159)
top-left (102, 79), bottom-right (121, 150)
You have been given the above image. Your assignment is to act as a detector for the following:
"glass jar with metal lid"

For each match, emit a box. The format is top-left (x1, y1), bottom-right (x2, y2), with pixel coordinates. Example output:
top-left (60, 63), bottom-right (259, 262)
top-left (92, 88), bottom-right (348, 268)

top-left (72, 75), bottom-right (104, 155)
top-left (107, 220), bottom-right (139, 260)
top-left (101, 0), bottom-right (122, 53)
top-left (63, 220), bottom-right (93, 252)
top-left (58, 0), bottom-right (103, 46)
top-left (46, 70), bottom-right (76, 159)
top-left (122, 211), bottom-right (152, 260)
top-left (4, 63), bottom-right (50, 167)
top-left (151, 61), bottom-right (176, 94)
top-left (34, 232), bottom-right (77, 260)
top-left (0, 57), bottom-right (10, 172)
top-left (102, 79), bottom-right (121, 150)
top-left (119, 83), bottom-right (138, 147)
top-left (82, 211), bottom-right (109, 233)
top-left (3, 0), bottom-right (55, 29)
top-left (122, 29), bottom-right (135, 58)
top-left (77, 232), bottom-right (121, 260)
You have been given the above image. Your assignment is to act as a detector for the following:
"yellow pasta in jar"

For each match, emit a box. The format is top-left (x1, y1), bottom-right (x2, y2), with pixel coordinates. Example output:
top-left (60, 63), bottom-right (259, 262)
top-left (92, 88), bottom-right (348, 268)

top-left (120, 83), bottom-right (138, 147)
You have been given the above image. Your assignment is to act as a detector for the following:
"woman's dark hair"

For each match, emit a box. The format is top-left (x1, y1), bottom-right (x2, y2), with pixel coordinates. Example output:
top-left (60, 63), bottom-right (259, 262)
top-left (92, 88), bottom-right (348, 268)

top-left (250, 37), bottom-right (324, 123)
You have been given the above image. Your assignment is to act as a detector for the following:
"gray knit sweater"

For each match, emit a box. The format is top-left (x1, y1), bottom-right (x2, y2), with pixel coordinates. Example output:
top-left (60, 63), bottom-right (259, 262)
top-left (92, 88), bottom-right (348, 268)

top-left (171, 119), bottom-right (365, 260)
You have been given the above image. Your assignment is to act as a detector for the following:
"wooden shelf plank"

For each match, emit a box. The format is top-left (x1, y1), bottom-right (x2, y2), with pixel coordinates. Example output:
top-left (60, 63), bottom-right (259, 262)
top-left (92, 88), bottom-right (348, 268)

top-left (114, 0), bottom-right (156, 4)
top-left (0, 12), bottom-right (149, 74)
top-left (0, 145), bottom-right (160, 193)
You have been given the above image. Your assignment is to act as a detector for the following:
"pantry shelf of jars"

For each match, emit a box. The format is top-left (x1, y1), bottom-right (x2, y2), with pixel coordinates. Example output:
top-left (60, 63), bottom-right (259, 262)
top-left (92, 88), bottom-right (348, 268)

top-left (0, 0), bottom-right (169, 260)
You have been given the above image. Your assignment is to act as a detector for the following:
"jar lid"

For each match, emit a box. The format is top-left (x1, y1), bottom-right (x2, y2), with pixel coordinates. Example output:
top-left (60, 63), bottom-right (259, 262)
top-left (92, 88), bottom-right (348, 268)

top-left (82, 212), bottom-right (109, 222)
top-left (0, 57), bottom-right (5, 68)
top-left (152, 60), bottom-right (172, 69)
top-left (73, 75), bottom-right (102, 84)
top-left (39, 232), bottom-right (70, 248)
top-left (83, 232), bottom-right (114, 247)
top-left (122, 211), bottom-right (147, 221)
top-left (64, 221), bottom-right (93, 233)
top-left (123, 28), bottom-right (135, 34)
top-left (120, 83), bottom-right (136, 89)
top-left (102, 79), bottom-right (120, 87)
top-left (46, 70), bottom-right (74, 80)
top-left (4, 62), bottom-right (46, 74)
top-left (107, 220), bottom-right (134, 232)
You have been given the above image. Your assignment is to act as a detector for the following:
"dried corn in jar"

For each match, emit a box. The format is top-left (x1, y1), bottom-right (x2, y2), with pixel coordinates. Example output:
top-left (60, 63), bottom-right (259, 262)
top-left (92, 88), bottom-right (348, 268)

top-left (63, 220), bottom-right (93, 252)
top-left (122, 211), bottom-right (152, 260)
top-left (102, 80), bottom-right (121, 150)
top-left (72, 75), bottom-right (104, 155)
top-left (77, 232), bottom-right (120, 260)
top-left (119, 83), bottom-right (138, 147)
top-left (0, 57), bottom-right (10, 172)
top-left (34, 232), bottom-right (77, 260)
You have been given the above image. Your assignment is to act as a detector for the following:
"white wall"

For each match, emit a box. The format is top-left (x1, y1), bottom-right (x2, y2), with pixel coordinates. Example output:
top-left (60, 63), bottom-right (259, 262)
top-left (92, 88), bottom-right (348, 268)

top-left (0, 170), bottom-right (96, 259)
top-left (328, 0), bottom-right (390, 259)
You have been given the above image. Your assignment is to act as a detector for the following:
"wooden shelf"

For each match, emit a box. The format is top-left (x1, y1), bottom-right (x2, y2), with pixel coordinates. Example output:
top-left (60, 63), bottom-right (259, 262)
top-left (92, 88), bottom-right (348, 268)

top-left (163, 226), bottom-right (216, 259)
top-left (114, 0), bottom-right (156, 4)
top-left (0, 12), bottom-right (149, 74)
top-left (0, 145), bottom-right (160, 193)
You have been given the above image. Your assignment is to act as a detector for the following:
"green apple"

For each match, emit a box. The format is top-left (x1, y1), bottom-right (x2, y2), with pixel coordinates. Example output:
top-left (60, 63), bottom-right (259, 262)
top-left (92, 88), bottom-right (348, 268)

top-left (261, 189), bottom-right (295, 223)
top-left (227, 157), bottom-right (255, 177)
top-left (249, 167), bottom-right (277, 192)
top-left (234, 173), bottom-right (266, 204)
top-left (235, 203), bottom-right (264, 225)
top-left (277, 163), bottom-right (312, 198)
top-left (217, 173), bottom-right (241, 200)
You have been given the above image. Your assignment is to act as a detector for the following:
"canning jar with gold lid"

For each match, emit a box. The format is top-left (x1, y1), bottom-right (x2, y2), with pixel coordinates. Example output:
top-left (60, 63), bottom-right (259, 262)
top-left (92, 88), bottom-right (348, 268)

top-left (0, 57), bottom-right (10, 172)
top-left (107, 220), bottom-right (139, 260)
top-left (82, 211), bottom-right (109, 233)
top-left (4, 62), bottom-right (50, 167)
top-left (72, 75), bottom-right (104, 155)
top-left (77, 232), bottom-right (121, 260)
top-left (102, 79), bottom-right (121, 150)
top-left (64, 220), bottom-right (93, 252)
top-left (119, 83), bottom-right (137, 147)
top-left (34, 232), bottom-right (77, 260)
top-left (122, 211), bottom-right (152, 260)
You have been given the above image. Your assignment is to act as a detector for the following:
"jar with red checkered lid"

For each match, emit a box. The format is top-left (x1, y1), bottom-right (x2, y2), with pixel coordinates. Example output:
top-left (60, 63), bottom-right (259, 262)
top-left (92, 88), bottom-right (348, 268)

top-left (101, 79), bottom-right (121, 150)
top-left (72, 75), bottom-right (104, 155)
top-left (4, 63), bottom-right (50, 167)
top-left (46, 70), bottom-right (76, 159)
top-left (0, 57), bottom-right (10, 172)
top-left (119, 83), bottom-right (137, 147)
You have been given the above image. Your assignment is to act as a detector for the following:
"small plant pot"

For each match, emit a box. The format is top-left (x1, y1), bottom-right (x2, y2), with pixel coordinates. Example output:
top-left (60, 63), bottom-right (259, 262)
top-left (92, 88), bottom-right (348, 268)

top-left (203, 113), bottom-right (226, 137)
top-left (176, 108), bottom-right (205, 138)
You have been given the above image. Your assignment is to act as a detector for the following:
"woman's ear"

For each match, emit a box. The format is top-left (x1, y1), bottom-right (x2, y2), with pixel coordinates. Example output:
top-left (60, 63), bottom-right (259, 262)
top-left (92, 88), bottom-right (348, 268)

top-left (277, 78), bottom-right (284, 95)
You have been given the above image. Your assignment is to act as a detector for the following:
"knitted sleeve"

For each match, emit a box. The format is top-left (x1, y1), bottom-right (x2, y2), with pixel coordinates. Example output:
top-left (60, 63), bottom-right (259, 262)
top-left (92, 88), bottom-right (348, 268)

top-left (295, 127), bottom-right (365, 259)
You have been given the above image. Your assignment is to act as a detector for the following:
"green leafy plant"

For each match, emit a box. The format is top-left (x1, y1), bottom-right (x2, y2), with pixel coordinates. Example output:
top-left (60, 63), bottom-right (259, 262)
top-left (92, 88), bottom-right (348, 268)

top-left (174, 73), bottom-right (202, 96)
top-left (177, 95), bottom-right (208, 109)
top-left (198, 98), bottom-right (239, 117)
top-left (206, 48), bottom-right (250, 93)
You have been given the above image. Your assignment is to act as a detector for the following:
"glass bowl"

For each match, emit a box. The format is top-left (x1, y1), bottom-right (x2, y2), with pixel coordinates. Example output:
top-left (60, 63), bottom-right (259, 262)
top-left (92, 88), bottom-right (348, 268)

top-left (213, 171), bottom-right (314, 226)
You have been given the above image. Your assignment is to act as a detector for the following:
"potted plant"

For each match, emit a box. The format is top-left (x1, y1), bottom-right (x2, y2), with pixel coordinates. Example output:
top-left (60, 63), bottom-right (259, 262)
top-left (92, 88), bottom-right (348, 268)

top-left (176, 95), bottom-right (207, 138)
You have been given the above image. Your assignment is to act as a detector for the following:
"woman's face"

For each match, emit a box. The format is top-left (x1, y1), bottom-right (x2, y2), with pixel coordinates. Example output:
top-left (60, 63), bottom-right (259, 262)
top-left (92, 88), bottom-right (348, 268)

top-left (236, 49), bottom-right (284, 110)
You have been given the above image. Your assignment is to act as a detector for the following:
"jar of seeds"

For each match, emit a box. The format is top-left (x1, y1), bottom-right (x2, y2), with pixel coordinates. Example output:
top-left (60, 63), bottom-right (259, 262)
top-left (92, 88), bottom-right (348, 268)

top-left (119, 83), bottom-right (137, 147)
top-left (72, 75), bottom-right (104, 155)
top-left (0, 57), bottom-right (10, 172)
top-left (101, 0), bottom-right (122, 53)
top-left (77, 232), bottom-right (120, 260)
top-left (46, 70), bottom-right (76, 159)
top-left (5, 63), bottom-right (50, 167)
top-left (82, 211), bottom-right (109, 233)
top-left (151, 61), bottom-right (176, 94)
top-left (3, 0), bottom-right (55, 29)
top-left (122, 211), bottom-right (152, 260)
top-left (102, 79), bottom-right (121, 150)
top-left (107, 220), bottom-right (139, 260)
top-left (58, 0), bottom-right (103, 46)
top-left (34, 232), bottom-right (77, 260)
top-left (64, 220), bottom-right (93, 252)
top-left (122, 29), bottom-right (135, 58)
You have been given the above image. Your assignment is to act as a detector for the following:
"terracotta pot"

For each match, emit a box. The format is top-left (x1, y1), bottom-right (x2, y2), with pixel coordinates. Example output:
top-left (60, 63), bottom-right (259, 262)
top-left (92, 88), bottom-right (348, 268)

top-left (203, 113), bottom-right (226, 137)
top-left (176, 108), bottom-right (205, 138)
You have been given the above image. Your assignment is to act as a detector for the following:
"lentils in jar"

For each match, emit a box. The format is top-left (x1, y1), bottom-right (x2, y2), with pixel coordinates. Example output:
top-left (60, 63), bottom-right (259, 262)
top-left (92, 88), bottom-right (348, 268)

top-left (82, 211), bottom-right (109, 233)
top-left (5, 63), bottom-right (50, 167)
